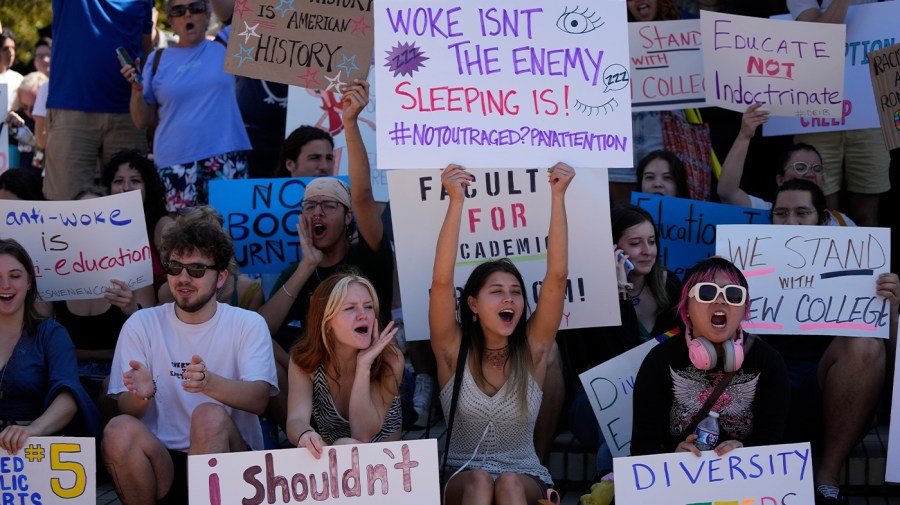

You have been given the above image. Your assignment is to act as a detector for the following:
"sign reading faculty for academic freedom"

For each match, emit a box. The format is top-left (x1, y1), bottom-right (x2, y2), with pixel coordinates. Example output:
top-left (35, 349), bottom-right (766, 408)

top-left (374, 0), bottom-right (634, 169)
top-left (224, 0), bottom-right (374, 89)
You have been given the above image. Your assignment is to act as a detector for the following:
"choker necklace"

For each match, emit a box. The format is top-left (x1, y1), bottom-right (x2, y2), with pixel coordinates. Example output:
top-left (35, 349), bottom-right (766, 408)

top-left (630, 281), bottom-right (646, 306)
top-left (483, 345), bottom-right (510, 370)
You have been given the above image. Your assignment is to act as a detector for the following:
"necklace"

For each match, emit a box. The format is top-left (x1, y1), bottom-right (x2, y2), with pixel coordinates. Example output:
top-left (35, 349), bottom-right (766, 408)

top-left (483, 345), bottom-right (510, 370)
top-left (630, 281), bottom-right (646, 306)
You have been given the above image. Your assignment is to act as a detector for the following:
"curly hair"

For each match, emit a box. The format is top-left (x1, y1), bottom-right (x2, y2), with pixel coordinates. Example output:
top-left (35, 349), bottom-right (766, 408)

top-left (101, 150), bottom-right (168, 239)
top-left (159, 211), bottom-right (234, 270)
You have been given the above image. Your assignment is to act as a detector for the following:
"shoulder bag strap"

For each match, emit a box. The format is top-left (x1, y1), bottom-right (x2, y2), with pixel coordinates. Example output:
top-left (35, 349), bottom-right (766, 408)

top-left (684, 334), bottom-right (755, 436)
top-left (441, 336), bottom-right (469, 473)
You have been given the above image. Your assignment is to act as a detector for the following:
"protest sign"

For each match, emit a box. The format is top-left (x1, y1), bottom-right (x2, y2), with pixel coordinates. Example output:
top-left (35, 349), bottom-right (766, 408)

top-left (0, 437), bottom-right (96, 504)
top-left (1, 84), bottom-right (8, 174)
top-left (388, 168), bottom-right (619, 341)
top-left (701, 11), bottom-right (845, 117)
top-left (0, 192), bottom-right (152, 301)
top-left (285, 73), bottom-right (387, 201)
top-left (715, 225), bottom-right (891, 338)
top-left (632, 193), bottom-right (770, 279)
top-left (223, 0), bottom-right (373, 89)
top-left (629, 20), bottom-right (706, 111)
top-left (188, 439), bottom-right (439, 504)
top-left (888, 345), bottom-right (900, 483)
top-left (579, 329), bottom-right (679, 457)
top-left (613, 442), bottom-right (813, 505)
top-left (867, 43), bottom-right (900, 151)
top-left (764, 2), bottom-right (899, 135)
top-left (209, 176), bottom-right (349, 274)
top-left (374, 1), bottom-right (634, 169)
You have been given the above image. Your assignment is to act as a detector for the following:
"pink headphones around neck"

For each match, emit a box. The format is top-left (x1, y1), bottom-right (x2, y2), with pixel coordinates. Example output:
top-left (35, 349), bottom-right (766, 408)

top-left (686, 326), bottom-right (745, 372)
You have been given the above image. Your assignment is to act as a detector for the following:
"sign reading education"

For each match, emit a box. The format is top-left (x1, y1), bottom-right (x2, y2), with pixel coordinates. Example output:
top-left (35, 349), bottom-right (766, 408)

top-left (715, 225), bottom-right (891, 338)
top-left (632, 193), bottom-right (770, 279)
top-left (388, 168), bottom-right (619, 342)
top-left (629, 19), bottom-right (706, 111)
top-left (374, 1), bottom-right (634, 169)
top-left (187, 439), bottom-right (439, 504)
top-left (867, 43), bottom-right (900, 151)
top-left (613, 442), bottom-right (813, 505)
top-left (701, 11), bottom-right (845, 117)
top-left (224, 0), bottom-right (374, 89)
top-left (1, 437), bottom-right (96, 505)
top-left (0, 192), bottom-right (152, 301)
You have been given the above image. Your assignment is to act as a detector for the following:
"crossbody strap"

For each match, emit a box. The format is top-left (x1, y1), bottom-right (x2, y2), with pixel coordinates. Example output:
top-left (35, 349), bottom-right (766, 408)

top-left (685, 333), bottom-right (755, 436)
top-left (441, 336), bottom-right (469, 473)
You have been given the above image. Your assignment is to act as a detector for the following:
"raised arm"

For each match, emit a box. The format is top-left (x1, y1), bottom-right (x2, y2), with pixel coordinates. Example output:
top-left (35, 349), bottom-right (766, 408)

top-left (121, 57), bottom-right (156, 130)
top-left (717, 104), bottom-right (768, 207)
top-left (348, 323), bottom-right (403, 442)
top-left (526, 163), bottom-right (574, 351)
top-left (342, 80), bottom-right (383, 251)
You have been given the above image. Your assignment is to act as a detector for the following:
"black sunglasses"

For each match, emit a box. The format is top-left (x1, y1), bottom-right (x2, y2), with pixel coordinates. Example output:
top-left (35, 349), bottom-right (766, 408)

top-left (164, 260), bottom-right (217, 278)
top-left (169, 0), bottom-right (207, 17)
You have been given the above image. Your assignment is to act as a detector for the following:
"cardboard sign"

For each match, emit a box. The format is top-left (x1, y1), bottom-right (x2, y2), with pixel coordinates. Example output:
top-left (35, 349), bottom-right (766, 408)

top-left (701, 11), bottom-right (845, 117)
top-left (764, 2), bottom-right (899, 135)
top-left (208, 176), bottom-right (349, 274)
top-left (224, 0), bottom-right (373, 89)
top-left (867, 43), bottom-right (900, 151)
top-left (578, 330), bottom-right (678, 458)
top-left (0, 192), bottom-right (152, 301)
top-left (187, 439), bottom-right (439, 504)
top-left (631, 193), bottom-right (770, 279)
top-left (0, 437), bottom-right (96, 504)
top-left (715, 225), bottom-right (891, 338)
top-left (629, 20), bottom-right (706, 111)
top-left (613, 442), bottom-right (814, 505)
top-left (1, 84), bottom-right (8, 174)
top-left (374, 1), bottom-right (634, 169)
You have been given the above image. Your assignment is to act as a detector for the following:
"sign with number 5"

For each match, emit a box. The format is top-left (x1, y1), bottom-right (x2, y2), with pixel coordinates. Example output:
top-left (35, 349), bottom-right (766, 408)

top-left (0, 437), bottom-right (95, 504)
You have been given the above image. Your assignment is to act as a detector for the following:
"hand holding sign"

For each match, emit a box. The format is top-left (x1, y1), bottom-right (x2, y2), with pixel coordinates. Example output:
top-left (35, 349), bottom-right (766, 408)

top-left (739, 103), bottom-right (769, 140)
top-left (547, 162), bottom-right (575, 196)
top-left (341, 79), bottom-right (370, 123)
top-left (440, 164), bottom-right (474, 201)
top-left (876, 273), bottom-right (900, 312)
top-left (0, 424), bottom-right (35, 455)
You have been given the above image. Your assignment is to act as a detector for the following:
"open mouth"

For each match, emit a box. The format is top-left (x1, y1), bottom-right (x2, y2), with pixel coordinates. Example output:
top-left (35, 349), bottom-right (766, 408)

top-left (499, 308), bottom-right (515, 323)
top-left (0, 293), bottom-right (14, 301)
top-left (185, 21), bottom-right (196, 31)
top-left (354, 325), bottom-right (369, 335)
top-left (711, 311), bottom-right (727, 329)
top-left (312, 223), bottom-right (327, 240)
top-left (636, 2), bottom-right (651, 17)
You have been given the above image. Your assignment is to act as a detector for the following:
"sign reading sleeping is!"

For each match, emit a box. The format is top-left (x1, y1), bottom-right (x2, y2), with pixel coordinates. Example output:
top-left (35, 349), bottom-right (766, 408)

top-left (374, 1), bottom-right (634, 169)
top-left (1, 437), bottom-right (97, 505)
top-left (188, 439), bottom-right (439, 504)
top-left (388, 168), bottom-right (620, 342)
top-left (715, 225), bottom-right (891, 338)
top-left (0, 191), bottom-right (152, 301)
top-left (613, 442), bottom-right (813, 505)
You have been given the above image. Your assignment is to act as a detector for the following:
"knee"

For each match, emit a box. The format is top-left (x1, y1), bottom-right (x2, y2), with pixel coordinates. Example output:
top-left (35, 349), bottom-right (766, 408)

top-left (464, 470), bottom-right (494, 495)
top-left (493, 473), bottom-right (525, 498)
top-left (190, 403), bottom-right (232, 441)
top-left (840, 337), bottom-right (885, 368)
top-left (102, 415), bottom-right (144, 460)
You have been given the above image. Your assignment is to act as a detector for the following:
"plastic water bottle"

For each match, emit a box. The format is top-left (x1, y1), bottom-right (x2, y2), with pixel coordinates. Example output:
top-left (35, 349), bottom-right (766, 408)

top-left (694, 411), bottom-right (720, 451)
top-left (10, 125), bottom-right (36, 147)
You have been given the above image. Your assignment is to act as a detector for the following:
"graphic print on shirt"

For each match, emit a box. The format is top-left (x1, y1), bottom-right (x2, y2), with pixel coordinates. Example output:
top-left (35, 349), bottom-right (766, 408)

top-left (669, 367), bottom-right (759, 440)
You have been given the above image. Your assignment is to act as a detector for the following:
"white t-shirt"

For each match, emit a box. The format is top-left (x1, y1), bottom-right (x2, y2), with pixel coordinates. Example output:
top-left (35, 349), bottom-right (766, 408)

top-left (788, 0), bottom-right (884, 18)
top-left (109, 302), bottom-right (278, 451)
top-left (0, 69), bottom-right (24, 111)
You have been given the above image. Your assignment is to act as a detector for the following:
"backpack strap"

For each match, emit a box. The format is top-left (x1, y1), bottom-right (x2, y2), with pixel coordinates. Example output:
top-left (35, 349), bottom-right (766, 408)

top-left (441, 336), bottom-right (469, 474)
top-left (151, 48), bottom-right (164, 77)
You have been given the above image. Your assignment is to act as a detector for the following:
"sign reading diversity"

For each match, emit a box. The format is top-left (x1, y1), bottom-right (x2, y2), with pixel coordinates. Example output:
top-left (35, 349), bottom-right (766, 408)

top-left (388, 168), bottom-right (619, 341)
top-left (1, 437), bottom-right (96, 505)
top-left (613, 442), bottom-right (814, 505)
top-left (629, 20), bottom-right (706, 111)
top-left (715, 225), bottom-right (891, 338)
top-left (224, 0), bottom-right (373, 89)
top-left (579, 330), bottom-right (678, 458)
top-left (764, 2), bottom-right (899, 135)
top-left (632, 193), bottom-right (770, 279)
top-left (209, 176), bottom-right (349, 274)
top-left (0, 192), bottom-right (152, 301)
top-left (374, 1), bottom-right (634, 169)
top-left (701, 11), bottom-right (845, 117)
top-left (867, 43), bottom-right (900, 151)
top-left (187, 439), bottom-right (439, 504)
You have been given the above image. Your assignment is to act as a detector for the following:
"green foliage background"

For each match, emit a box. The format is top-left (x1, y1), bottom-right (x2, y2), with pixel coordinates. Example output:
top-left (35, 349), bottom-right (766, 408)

top-left (0, 0), bottom-right (53, 73)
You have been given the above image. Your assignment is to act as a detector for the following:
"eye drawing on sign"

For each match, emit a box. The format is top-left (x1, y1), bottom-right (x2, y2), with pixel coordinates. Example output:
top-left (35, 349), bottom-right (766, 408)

top-left (231, 44), bottom-right (255, 66)
top-left (556, 6), bottom-right (604, 34)
top-left (574, 97), bottom-right (618, 116)
top-left (385, 41), bottom-right (429, 78)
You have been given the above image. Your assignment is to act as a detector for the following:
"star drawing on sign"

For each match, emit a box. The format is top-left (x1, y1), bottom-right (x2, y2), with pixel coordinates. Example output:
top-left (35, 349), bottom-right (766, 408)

top-left (351, 16), bottom-right (372, 36)
top-left (232, 44), bottom-right (255, 66)
top-left (336, 54), bottom-right (360, 74)
top-left (274, 0), bottom-right (296, 17)
top-left (233, 0), bottom-right (252, 19)
top-left (297, 68), bottom-right (320, 88)
top-left (325, 71), bottom-right (346, 92)
top-left (237, 22), bottom-right (261, 44)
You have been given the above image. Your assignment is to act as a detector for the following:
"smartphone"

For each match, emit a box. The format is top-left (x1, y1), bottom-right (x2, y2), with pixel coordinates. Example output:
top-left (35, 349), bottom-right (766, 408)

top-left (617, 251), bottom-right (635, 277)
top-left (116, 46), bottom-right (143, 85)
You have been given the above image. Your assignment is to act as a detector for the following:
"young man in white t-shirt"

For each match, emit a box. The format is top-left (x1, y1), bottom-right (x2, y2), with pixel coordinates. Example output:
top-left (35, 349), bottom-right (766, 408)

top-left (102, 214), bottom-right (278, 505)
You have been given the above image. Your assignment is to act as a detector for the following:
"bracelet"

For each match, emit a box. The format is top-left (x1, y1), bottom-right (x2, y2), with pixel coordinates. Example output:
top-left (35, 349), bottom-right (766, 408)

top-left (296, 429), bottom-right (314, 446)
top-left (281, 285), bottom-right (296, 299)
top-left (142, 380), bottom-right (157, 401)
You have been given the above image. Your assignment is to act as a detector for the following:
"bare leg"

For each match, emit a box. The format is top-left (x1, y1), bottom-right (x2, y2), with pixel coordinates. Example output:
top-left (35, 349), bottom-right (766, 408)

top-left (494, 472), bottom-right (545, 505)
top-left (189, 403), bottom-right (248, 455)
top-left (102, 415), bottom-right (174, 505)
top-left (534, 343), bottom-right (564, 464)
top-left (444, 470), bottom-right (494, 505)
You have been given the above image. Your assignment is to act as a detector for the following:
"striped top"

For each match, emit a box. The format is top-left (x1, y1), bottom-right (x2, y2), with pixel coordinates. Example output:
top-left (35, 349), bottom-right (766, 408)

top-left (311, 364), bottom-right (402, 444)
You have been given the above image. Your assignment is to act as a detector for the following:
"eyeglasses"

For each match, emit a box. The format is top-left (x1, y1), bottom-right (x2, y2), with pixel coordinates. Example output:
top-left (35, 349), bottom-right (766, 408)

top-left (169, 0), bottom-right (207, 17)
top-left (163, 260), bottom-right (217, 278)
top-left (772, 207), bottom-right (816, 219)
top-left (301, 200), bottom-right (344, 214)
top-left (688, 282), bottom-right (747, 306)
top-left (790, 161), bottom-right (824, 175)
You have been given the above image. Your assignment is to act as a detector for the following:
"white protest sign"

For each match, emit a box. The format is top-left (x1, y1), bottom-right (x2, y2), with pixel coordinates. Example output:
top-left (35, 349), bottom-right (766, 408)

top-left (629, 20), bottom-right (706, 111)
top-left (715, 225), bottom-right (891, 338)
top-left (701, 11), bottom-right (845, 117)
top-left (579, 331), bottom-right (679, 457)
top-left (188, 439), bottom-right (439, 504)
top-left (764, 2), bottom-right (899, 135)
top-left (388, 168), bottom-right (619, 342)
top-left (1, 83), bottom-right (8, 174)
top-left (888, 338), bottom-right (900, 483)
top-left (613, 442), bottom-right (813, 505)
top-left (374, 1), bottom-right (634, 169)
top-left (0, 191), bottom-right (153, 301)
top-left (0, 437), bottom-right (96, 504)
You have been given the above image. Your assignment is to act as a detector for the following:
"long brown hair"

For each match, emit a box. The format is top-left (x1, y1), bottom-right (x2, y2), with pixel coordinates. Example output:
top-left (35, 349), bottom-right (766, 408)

top-left (0, 239), bottom-right (46, 334)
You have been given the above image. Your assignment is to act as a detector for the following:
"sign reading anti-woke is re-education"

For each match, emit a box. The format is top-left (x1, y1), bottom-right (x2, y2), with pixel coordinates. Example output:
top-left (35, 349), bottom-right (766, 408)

top-left (629, 19), bottom-right (706, 111)
top-left (374, 0), bottom-right (634, 169)
top-left (715, 224), bottom-right (891, 338)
